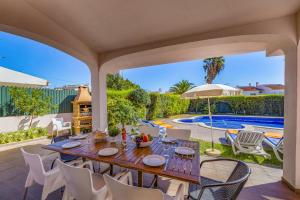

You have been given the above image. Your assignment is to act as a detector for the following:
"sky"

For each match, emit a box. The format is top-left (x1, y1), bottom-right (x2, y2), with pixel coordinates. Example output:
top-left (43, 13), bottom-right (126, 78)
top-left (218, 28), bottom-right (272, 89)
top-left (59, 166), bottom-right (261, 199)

top-left (122, 52), bottom-right (284, 92)
top-left (0, 32), bottom-right (90, 88)
top-left (0, 31), bottom-right (284, 91)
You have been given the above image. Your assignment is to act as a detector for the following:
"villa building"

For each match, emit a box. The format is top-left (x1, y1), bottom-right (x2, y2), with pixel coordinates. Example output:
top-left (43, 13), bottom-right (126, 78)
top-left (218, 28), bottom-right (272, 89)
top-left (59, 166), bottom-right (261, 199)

top-left (0, 66), bottom-right (48, 88)
top-left (238, 82), bottom-right (284, 95)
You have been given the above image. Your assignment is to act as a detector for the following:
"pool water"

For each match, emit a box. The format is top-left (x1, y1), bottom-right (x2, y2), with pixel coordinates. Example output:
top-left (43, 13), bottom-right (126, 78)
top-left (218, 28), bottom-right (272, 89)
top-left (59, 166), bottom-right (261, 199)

top-left (177, 115), bottom-right (284, 129)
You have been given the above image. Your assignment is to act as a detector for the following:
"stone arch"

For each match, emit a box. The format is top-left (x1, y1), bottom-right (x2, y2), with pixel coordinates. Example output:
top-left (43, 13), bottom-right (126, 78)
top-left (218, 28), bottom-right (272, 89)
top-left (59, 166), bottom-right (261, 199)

top-left (99, 33), bottom-right (294, 73)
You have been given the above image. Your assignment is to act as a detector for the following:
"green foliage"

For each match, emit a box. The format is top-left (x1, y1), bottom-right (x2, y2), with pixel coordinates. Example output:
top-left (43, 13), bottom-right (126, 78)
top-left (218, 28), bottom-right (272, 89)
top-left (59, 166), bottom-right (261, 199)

top-left (146, 93), bottom-right (190, 120)
top-left (106, 73), bottom-right (140, 90)
top-left (107, 98), bottom-right (140, 128)
top-left (107, 89), bottom-right (133, 99)
top-left (108, 126), bottom-right (120, 137)
top-left (169, 80), bottom-right (195, 94)
top-left (195, 139), bottom-right (282, 166)
top-left (9, 87), bottom-right (56, 127)
top-left (203, 57), bottom-right (225, 84)
top-left (0, 128), bottom-right (48, 144)
top-left (127, 88), bottom-right (150, 107)
top-left (188, 95), bottom-right (284, 116)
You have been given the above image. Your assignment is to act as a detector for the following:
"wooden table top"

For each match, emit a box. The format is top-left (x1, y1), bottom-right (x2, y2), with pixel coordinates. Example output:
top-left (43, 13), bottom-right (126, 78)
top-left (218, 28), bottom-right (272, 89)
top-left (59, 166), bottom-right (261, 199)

top-left (43, 134), bottom-right (200, 184)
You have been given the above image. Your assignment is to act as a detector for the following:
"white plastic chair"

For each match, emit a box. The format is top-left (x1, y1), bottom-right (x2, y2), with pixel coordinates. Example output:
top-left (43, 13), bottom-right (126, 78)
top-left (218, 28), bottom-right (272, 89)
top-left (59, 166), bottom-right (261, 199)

top-left (52, 118), bottom-right (72, 139)
top-left (166, 128), bottom-right (191, 140)
top-left (226, 130), bottom-right (271, 158)
top-left (139, 125), bottom-right (160, 137)
top-left (21, 148), bottom-right (65, 200)
top-left (57, 159), bottom-right (129, 200)
top-left (103, 172), bottom-right (184, 200)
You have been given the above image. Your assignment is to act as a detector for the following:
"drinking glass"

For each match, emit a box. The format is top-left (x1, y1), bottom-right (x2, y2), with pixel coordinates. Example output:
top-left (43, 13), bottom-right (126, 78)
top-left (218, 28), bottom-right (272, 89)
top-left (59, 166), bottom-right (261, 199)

top-left (163, 143), bottom-right (170, 158)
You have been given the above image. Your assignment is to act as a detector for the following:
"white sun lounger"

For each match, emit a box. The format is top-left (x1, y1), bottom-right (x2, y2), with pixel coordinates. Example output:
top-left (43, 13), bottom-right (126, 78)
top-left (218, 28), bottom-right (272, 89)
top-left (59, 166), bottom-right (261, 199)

top-left (226, 130), bottom-right (271, 158)
top-left (264, 137), bottom-right (284, 162)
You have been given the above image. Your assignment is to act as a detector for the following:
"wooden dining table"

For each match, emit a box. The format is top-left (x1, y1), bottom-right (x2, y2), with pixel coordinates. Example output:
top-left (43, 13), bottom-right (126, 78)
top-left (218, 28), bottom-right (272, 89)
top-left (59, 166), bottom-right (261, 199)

top-left (43, 133), bottom-right (201, 187)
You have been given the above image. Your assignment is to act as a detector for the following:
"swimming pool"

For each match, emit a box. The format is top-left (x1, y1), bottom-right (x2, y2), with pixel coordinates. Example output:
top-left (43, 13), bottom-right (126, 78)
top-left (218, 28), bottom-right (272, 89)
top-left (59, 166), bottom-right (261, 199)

top-left (175, 115), bottom-right (284, 129)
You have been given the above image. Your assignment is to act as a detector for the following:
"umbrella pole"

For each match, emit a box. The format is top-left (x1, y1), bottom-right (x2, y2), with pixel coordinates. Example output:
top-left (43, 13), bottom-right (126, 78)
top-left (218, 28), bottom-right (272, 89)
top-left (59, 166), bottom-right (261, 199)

top-left (204, 97), bottom-right (220, 157)
top-left (207, 97), bottom-right (214, 150)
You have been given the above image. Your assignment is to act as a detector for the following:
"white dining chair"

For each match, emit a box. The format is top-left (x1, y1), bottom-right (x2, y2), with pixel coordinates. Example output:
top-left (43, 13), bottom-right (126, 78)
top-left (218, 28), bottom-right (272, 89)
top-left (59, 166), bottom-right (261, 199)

top-left (166, 128), bottom-right (191, 140)
top-left (139, 125), bottom-right (160, 137)
top-left (103, 172), bottom-right (184, 200)
top-left (21, 148), bottom-right (65, 200)
top-left (57, 159), bottom-right (130, 200)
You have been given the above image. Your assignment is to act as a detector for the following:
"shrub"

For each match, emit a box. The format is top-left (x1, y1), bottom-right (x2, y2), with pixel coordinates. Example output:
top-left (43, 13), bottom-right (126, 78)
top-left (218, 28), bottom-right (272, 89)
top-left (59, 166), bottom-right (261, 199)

top-left (188, 95), bottom-right (284, 116)
top-left (107, 98), bottom-right (140, 128)
top-left (0, 128), bottom-right (48, 144)
top-left (127, 88), bottom-right (150, 107)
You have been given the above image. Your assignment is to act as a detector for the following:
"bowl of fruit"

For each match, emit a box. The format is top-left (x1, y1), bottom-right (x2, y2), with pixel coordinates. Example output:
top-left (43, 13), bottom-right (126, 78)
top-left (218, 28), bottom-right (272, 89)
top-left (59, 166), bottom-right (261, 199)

top-left (132, 133), bottom-right (153, 148)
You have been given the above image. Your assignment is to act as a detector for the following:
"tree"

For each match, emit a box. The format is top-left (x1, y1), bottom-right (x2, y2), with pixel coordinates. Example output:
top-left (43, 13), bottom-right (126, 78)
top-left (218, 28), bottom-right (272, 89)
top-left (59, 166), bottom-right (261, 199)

top-left (169, 80), bottom-right (195, 94)
top-left (203, 57), bottom-right (225, 84)
top-left (107, 98), bottom-right (139, 128)
top-left (106, 73), bottom-right (140, 90)
top-left (9, 87), bottom-right (54, 128)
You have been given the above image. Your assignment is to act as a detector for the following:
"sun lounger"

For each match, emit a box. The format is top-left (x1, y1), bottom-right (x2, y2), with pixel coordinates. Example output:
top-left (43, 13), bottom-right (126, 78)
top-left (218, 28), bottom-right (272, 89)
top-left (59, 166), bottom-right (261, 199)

top-left (264, 136), bottom-right (284, 162)
top-left (225, 129), bottom-right (271, 158)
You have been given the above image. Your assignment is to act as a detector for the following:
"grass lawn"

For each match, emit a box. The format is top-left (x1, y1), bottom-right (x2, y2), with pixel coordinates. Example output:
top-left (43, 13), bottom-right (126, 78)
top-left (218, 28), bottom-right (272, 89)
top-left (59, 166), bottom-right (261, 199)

top-left (194, 139), bottom-right (282, 167)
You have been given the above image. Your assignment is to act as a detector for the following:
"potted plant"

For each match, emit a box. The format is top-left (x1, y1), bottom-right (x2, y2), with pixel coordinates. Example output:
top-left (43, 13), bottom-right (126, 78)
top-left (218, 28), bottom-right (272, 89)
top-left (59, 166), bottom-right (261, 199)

top-left (108, 126), bottom-right (120, 143)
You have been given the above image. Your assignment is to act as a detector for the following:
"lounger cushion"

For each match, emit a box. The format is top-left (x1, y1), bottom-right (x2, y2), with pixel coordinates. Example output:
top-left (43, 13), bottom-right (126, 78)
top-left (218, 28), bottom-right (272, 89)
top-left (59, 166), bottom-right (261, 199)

top-left (227, 133), bottom-right (237, 140)
top-left (265, 137), bottom-right (281, 146)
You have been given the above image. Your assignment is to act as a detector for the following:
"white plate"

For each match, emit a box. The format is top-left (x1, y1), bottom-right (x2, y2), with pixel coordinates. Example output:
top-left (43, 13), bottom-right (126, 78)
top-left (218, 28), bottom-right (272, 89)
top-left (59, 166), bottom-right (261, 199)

top-left (143, 155), bottom-right (166, 167)
top-left (175, 147), bottom-right (195, 156)
top-left (62, 141), bottom-right (81, 149)
top-left (162, 137), bottom-right (177, 143)
top-left (69, 134), bottom-right (88, 140)
top-left (98, 148), bottom-right (119, 156)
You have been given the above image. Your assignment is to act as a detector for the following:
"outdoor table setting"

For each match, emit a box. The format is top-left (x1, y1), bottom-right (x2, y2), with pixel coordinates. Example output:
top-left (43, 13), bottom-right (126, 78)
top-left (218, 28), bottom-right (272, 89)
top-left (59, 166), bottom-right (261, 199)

top-left (43, 131), bottom-right (201, 187)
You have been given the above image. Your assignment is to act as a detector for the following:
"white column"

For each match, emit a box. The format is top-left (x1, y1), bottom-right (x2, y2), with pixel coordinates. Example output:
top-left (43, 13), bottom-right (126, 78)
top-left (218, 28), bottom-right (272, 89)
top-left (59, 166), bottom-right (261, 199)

top-left (99, 66), bottom-right (108, 131)
top-left (90, 66), bottom-right (101, 131)
top-left (283, 46), bottom-right (300, 190)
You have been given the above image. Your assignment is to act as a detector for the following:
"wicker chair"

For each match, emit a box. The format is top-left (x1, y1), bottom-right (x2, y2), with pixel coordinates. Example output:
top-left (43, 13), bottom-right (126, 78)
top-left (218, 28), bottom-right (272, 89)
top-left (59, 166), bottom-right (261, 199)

top-left (189, 159), bottom-right (251, 200)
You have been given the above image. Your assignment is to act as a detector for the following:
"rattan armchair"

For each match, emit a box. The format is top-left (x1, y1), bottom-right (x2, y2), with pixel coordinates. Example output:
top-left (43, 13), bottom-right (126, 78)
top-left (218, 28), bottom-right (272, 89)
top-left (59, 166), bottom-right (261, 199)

top-left (189, 158), bottom-right (251, 200)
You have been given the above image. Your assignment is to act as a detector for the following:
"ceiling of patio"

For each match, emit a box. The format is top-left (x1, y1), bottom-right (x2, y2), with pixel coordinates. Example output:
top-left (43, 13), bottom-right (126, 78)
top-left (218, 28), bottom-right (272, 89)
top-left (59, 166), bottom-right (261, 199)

top-left (22, 0), bottom-right (300, 53)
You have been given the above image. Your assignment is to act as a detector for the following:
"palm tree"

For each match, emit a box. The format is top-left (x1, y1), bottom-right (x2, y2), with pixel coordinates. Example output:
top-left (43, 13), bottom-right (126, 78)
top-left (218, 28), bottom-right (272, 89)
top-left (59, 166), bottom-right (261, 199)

top-left (203, 57), bottom-right (225, 84)
top-left (169, 80), bottom-right (195, 94)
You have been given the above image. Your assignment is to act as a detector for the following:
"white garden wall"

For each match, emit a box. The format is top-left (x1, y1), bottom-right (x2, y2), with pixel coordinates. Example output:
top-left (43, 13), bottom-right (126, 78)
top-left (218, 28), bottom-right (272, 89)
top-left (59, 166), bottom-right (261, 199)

top-left (0, 113), bottom-right (72, 133)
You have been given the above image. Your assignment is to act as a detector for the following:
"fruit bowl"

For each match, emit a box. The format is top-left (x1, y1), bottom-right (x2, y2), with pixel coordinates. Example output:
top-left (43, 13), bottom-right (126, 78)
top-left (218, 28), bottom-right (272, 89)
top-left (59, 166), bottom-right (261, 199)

top-left (135, 140), bottom-right (153, 147)
top-left (132, 133), bottom-right (153, 148)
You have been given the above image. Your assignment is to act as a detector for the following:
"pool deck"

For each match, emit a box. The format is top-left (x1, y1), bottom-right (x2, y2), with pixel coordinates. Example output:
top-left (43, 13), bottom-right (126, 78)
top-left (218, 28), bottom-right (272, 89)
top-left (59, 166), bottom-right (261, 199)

top-left (163, 118), bottom-right (228, 144)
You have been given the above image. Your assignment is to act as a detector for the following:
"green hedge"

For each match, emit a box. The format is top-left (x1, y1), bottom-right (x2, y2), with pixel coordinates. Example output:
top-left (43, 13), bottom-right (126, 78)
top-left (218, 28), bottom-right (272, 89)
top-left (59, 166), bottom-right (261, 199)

top-left (0, 128), bottom-right (48, 144)
top-left (188, 95), bottom-right (284, 116)
top-left (146, 93), bottom-right (190, 120)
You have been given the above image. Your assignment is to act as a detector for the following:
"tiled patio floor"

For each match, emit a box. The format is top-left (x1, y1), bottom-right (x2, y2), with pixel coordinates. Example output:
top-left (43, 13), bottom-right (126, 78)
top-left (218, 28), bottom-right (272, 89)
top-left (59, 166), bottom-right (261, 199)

top-left (0, 140), bottom-right (299, 200)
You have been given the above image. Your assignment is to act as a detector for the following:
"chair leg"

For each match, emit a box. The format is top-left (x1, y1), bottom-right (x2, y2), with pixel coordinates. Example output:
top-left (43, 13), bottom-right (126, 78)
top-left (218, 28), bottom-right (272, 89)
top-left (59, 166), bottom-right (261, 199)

top-left (22, 187), bottom-right (28, 200)
top-left (51, 159), bottom-right (57, 169)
